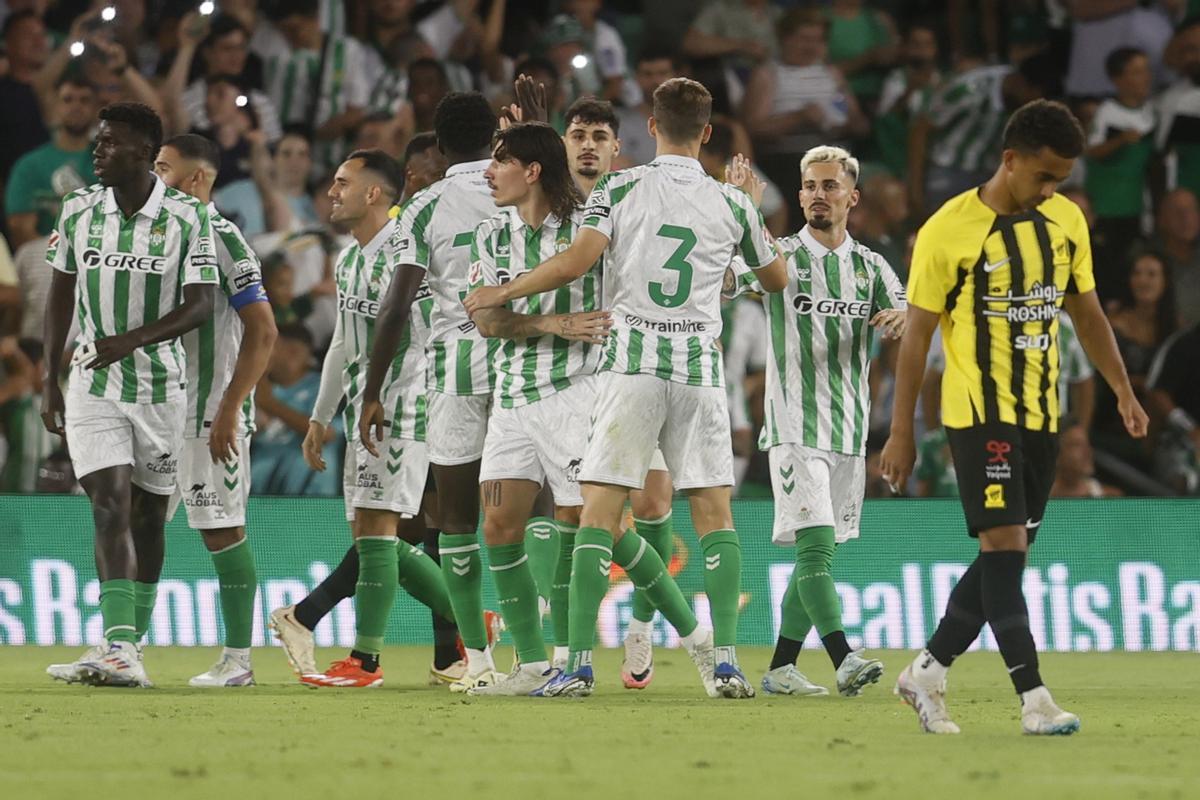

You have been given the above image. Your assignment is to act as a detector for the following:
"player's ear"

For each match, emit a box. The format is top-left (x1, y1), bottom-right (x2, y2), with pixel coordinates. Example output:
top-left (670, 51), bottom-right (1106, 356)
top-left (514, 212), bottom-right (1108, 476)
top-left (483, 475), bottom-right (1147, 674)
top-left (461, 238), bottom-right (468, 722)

top-left (848, 187), bottom-right (860, 209)
top-left (527, 160), bottom-right (542, 184)
top-left (647, 116), bottom-right (657, 140)
top-left (699, 123), bottom-right (712, 145)
top-left (612, 137), bottom-right (621, 157)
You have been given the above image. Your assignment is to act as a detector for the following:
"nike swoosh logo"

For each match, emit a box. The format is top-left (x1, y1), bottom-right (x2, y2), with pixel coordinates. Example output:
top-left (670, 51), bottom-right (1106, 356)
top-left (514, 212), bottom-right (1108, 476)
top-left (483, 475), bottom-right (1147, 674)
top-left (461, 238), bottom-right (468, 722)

top-left (983, 257), bottom-right (1011, 273)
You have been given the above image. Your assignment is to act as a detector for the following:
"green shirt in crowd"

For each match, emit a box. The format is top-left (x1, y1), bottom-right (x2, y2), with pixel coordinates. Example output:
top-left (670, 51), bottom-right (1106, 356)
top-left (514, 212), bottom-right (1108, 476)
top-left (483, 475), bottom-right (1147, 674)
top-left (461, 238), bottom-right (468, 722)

top-left (4, 141), bottom-right (96, 237)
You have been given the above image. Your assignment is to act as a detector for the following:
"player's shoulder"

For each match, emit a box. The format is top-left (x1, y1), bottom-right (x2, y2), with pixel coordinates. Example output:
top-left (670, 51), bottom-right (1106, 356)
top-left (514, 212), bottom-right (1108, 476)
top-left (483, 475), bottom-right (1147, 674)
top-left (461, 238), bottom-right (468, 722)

top-left (61, 183), bottom-right (106, 210)
top-left (847, 236), bottom-right (893, 272)
top-left (162, 187), bottom-right (209, 219)
top-left (596, 164), bottom-right (648, 194)
top-left (921, 188), bottom-right (992, 239)
top-left (473, 208), bottom-right (510, 240)
top-left (775, 231), bottom-right (804, 257)
top-left (1039, 193), bottom-right (1089, 239)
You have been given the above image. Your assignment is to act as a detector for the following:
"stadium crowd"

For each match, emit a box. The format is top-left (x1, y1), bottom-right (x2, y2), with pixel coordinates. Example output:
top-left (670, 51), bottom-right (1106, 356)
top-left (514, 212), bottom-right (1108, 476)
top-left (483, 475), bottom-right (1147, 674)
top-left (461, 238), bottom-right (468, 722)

top-left (0, 0), bottom-right (1198, 498)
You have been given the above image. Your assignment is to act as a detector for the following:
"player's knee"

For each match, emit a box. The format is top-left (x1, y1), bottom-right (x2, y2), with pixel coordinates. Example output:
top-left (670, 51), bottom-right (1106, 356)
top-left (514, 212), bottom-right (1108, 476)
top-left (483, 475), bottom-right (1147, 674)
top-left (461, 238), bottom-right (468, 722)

top-left (978, 524), bottom-right (1029, 552)
top-left (89, 491), bottom-right (130, 535)
top-left (200, 527), bottom-right (245, 552)
top-left (482, 513), bottom-right (523, 545)
top-left (396, 515), bottom-right (425, 545)
top-left (554, 505), bottom-right (581, 527)
top-left (631, 493), bottom-right (671, 522)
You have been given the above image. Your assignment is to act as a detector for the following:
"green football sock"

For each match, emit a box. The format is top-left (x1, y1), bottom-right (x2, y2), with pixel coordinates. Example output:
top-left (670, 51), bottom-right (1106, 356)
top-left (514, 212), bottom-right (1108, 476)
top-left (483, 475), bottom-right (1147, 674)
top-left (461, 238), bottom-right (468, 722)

top-left (439, 532), bottom-right (487, 650)
top-left (211, 539), bottom-right (257, 650)
top-left (794, 526), bottom-right (842, 636)
top-left (397, 541), bottom-right (453, 621)
top-left (629, 513), bottom-right (673, 624)
top-left (99, 578), bottom-right (137, 644)
top-left (779, 571), bottom-right (813, 642)
top-left (567, 527), bottom-right (613, 655)
top-left (551, 522), bottom-right (575, 647)
top-left (488, 541), bottom-right (546, 665)
top-left (353, 537), bottom-right (399, 655)
top-left (133, 580), bottom-right (158, 643)
top-left (612, 528), bottom-right (697, 637)
top-left (524, 516), bottom-right (558, 604)
top-left (701, 529), bottom-right (742, 648)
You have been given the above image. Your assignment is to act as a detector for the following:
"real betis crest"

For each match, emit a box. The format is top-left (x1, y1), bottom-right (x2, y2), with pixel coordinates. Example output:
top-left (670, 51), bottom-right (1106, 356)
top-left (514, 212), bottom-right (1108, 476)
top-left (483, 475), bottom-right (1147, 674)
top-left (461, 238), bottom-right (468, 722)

top-left (150, 226), bottom-right (167, 248)
top-left (854, 264), bottom-right (870, 289)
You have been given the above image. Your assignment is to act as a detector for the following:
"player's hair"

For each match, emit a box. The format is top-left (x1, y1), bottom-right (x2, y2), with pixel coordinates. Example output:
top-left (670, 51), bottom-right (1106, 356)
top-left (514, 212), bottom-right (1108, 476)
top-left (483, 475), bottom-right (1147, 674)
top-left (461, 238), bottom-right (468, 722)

top-left (652, 77), bottom-right (712, 144)
top-left (492, 122), bottom-right (583, 221)
top-left (202, 14), bottom-right (249, 48)
top-left (344, 148), bottom-right (405, 205)
top-left (1002, 99), bottom-right (1085, 159)
top-left (777, 8), bottom-right (828, 41)
top-left (1105, 47), bottom-right (1146, 79)
top-left (635, 45), bottom-right (680, 70)
top-left (164, 133), bottom-right (221, 171)
top-left (404, 131), bottom-right (439, 161)
top-left (565, 97), bottom-right (620, 136)
top-left (99, 102), bottom-right (164, 154)
top-left (800, 145), bottom-right (860, 186)
top-left (433, 91), bottom-right (496, 158)
top-left (276, 322), bottom-right (314, 349)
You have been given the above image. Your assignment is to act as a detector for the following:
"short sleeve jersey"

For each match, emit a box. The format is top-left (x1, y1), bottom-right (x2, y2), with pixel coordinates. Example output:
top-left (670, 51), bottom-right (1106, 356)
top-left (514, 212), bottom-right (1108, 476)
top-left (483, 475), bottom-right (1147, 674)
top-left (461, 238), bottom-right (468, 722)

top-left (907, 189), bottom-right (1095, 432)
top-left (468, 207), bottom-right (601, 408)
top-left (181, 206), bottom-right (269, 438)
top-left (582, 155), bottom-right (776, 389)
top-left (753, 227), bottom-right (906, 456)
top-left (47, 176), bottom-right (219, 404)
top-left (333, 217), bottom-right (433, 441)
top-left (393, 160), bottom-right (498, 397)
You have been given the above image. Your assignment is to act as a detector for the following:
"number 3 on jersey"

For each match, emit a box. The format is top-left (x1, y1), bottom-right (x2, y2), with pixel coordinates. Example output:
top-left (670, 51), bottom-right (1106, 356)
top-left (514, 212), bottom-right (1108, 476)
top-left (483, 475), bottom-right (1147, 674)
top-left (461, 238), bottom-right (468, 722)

top-left (649, 224), bottom-right (695, 308)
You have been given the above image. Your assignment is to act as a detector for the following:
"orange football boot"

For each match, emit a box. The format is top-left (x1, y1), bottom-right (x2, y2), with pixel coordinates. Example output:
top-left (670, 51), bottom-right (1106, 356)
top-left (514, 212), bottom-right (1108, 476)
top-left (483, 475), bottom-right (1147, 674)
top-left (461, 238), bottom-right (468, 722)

top-left (299, 656), bottom-right (383, 688)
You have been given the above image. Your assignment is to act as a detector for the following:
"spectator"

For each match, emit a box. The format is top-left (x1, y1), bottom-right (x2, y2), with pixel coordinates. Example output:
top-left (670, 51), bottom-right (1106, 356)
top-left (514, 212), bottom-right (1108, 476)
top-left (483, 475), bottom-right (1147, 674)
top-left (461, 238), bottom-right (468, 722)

top-left (698, 119), bottom-right (788, 236)
top-left (0, 236), bottom-right (18, 334)
top-left (406, 57), bottom-right (451, 133)
top-left (1157, 17), bottom-right (1200, 204)
top-left (12, 236), bottom-right (51, 339)
top-left (249, 126), bottom-right (319, 233)
top-left (850, 173), bottom-right (910, 278)
top-left (743, 9), bottom-right (868, 228)
top-left (1051, 420), bottom-right (1122, 498)
top-left (1154, 188), bottom-right (1200, 328)
top-left (399, 131), bottom-right (447, 204)
top-left (1095, 252), bottom-right (1176, 451)
top-left (252, 323), bottom-right (341, 496)
top-left (4, 77), bottom-right (98, 250)
top-left (0, 337), bottom-right (55, 493)
top-left (908, 50), bottom-right (1059, 217)
top-left (550, 0), bottom-right (632, 105)
top-left (824, 0), bottom-right (898, 109)
top-left (0, 10), bottom-right (51, 186)
top-left (682, 0), bottom-right (780, 77)
top-left (874, 21), bottom-right (942, 180)
top-left (1147, 320), bottom-right (1200, 493)
top-left (1065, 0), bottom-right (1173, 98)
top-left (354, 109), bottom-right (411, 160)
top-left (615, 48), bottom-right (680, 168)
top-left (165, 13), bottom-right (281, 141)
top-left (1085, 48), bottom-right (1155, 261)
top-left (360, 0), bottom-right (435, 81)
top-left (267, 0), bottom-right (375, 173)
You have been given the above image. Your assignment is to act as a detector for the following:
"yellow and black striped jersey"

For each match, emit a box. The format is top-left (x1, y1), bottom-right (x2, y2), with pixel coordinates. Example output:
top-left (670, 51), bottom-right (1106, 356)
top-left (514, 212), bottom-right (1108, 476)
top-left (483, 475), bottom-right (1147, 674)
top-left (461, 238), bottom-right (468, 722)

top-left (908, 189), bottom-right (1095, 433)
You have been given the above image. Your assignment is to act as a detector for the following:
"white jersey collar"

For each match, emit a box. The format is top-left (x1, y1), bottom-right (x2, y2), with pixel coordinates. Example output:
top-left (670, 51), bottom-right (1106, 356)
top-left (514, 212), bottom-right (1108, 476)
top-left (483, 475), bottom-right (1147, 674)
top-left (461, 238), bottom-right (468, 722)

top-left (799, 225), bottom-right (854, 262)
top-left (361, 217), bottom-right (398, 260)
top-left (445, 158), bottom-right (492, 178)
top-left (103, 172), bottom-right (167, 219)
top-left (650, 154), bottom-right (705, 172)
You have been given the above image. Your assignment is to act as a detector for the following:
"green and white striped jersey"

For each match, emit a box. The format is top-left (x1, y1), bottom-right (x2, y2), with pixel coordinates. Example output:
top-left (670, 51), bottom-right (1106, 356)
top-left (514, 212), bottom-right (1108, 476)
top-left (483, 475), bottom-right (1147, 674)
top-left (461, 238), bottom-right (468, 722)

top-left (756, 227), bottom-right (906, 456)
top-left (47, 176), bottom-right (219, 404)
top-left (1056, 312), bottom-right (1092, 418)
top-left (393, 160), bottom-right (497, 397)
top-left (333, 217), bottom-right (434, 441)
top-left (583, 155), bottom-right (776, 388)
top-left (926, 65), bottom-right (1012, 173)
top-left (181, 206), bottom-right (268, 439)
top-left (467, 207), bottom-right (601, 408)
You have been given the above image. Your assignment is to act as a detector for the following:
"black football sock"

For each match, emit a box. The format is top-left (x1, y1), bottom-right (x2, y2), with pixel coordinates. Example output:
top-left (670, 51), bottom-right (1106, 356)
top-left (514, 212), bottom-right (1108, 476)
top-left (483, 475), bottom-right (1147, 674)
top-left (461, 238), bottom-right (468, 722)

top-left (769, 636), bottom-right (804, 670)
top-left (294, 545), bottom-right (359, 631)
top-left (350, 649), bottom-right (380, 672)
top-left (424, 527), bottom-right (461, 669)
top-left (980, 550), bottom-right (1043, 694)
top-left (821, 630), bottom-right (853, 669)
top-left (926, 556), bottom-right (986, 667)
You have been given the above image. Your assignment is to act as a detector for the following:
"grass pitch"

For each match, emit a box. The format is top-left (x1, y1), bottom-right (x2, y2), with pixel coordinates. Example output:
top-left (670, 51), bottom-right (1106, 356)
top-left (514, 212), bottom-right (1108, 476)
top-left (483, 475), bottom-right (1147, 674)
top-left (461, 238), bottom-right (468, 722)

top-left (1, 647), bottom-right (1196, 800)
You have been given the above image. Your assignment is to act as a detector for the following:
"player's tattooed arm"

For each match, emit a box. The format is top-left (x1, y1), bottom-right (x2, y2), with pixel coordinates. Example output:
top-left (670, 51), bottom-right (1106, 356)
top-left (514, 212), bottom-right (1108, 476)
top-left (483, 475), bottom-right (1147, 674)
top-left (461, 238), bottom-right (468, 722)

top-left (86, 284), bottom-right (216, 369)
top-left (473, 307), bottom-right (611, 344)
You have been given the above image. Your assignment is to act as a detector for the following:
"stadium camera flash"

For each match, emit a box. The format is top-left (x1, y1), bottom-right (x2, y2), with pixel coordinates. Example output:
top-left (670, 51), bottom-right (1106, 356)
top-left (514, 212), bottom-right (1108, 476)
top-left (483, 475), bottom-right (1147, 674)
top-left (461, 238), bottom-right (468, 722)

top-left (199, 0), bottom-right (215, 15)
top-left (571, 54), bottom-right (589, 70)
top-left (236, 94), bottom-right (249, 108)
top-left (69, 40), bottom-right (86, 57)
top-left (101, 5), bottom-right (116, 21)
